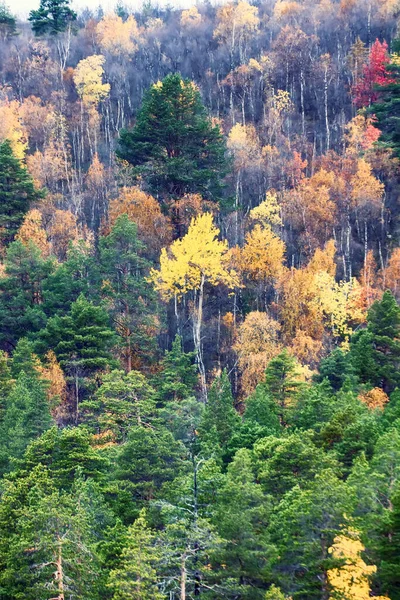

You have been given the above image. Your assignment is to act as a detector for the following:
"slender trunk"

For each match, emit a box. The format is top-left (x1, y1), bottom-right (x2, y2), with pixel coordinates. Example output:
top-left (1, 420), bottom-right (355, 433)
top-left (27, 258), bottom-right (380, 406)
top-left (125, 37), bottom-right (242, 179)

top-left (193, 275), bottom-right (207, 402)
top-left (180, 555), bottom-right (187, 600)
top-left (55, 538), bottom-right (65, 600)
top-left (75, 369), bottom-right (79, 425)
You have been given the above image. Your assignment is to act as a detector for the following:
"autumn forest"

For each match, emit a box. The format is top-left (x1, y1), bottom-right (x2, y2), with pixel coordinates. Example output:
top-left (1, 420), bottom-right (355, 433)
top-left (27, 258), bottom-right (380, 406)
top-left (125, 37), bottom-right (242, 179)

top-left (0, 0), bottom-right (399, 597)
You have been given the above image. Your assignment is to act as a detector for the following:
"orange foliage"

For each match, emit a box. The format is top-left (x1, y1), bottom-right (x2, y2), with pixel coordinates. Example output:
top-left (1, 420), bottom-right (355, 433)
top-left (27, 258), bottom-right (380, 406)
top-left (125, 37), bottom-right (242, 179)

top-left (47, 209), bottom-right (80, 261)
top-left (382, 248), bottom-right (400, 300)
top-left (289, 330), bottom-right (323, 368)
top-left (172, 193), bottom-right (216, 235)
top-left (108, 187), bottom-right (173, 259)
top-left (359, 387), bottom-right (389, 410)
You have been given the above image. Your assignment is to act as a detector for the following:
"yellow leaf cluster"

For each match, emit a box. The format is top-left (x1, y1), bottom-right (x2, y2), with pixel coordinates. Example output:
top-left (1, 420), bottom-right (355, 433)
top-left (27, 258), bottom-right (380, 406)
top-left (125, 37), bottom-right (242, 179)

top-left (73, 55), bottom-right (110, 106)
top-left (250, 191), bottom-right (282, 227)
top-left (149, 213), bottom-right (240, 299)
top-left (0, 99), bottom-right (28, 160)
top-left (180, 6), bottom-right (202, 28)
top-left (383, 247), bottom-right (400, 299)
top-left (350, 159), bottom-right (384, 212)
top-left (214, 1), bottom-right (260, 41)
top-left (96, 13), bottom-right (140, 57)
top-left (328, 530), bottom-right (391, 600)
top-left (227, 123), bottom-right (262, 169)
top-left (235, 311), bottom-right (282, 395)
top-left (238, 224), bottom-right (286, 281)
top-left (16, 209), bottom-right (50, 257)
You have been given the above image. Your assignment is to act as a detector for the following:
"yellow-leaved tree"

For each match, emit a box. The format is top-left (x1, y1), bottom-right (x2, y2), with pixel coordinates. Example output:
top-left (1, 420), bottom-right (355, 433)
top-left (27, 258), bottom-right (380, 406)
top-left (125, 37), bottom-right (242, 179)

top-left (150, 213), bottom-right (240, 399)
top-left (96, 12), bottom-right (140, 57)
top-left (328, 529), bottom-right (390, 600)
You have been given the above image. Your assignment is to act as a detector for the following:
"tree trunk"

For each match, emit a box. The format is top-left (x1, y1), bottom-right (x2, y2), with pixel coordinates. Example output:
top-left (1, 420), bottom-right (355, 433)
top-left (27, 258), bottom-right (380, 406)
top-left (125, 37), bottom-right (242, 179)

top-left (193, 274), bottom-right (207, 402)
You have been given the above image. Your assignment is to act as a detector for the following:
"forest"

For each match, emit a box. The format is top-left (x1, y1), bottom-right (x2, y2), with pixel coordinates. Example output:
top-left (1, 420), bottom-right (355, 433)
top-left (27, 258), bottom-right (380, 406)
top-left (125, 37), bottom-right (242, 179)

top-left (0, 0), bottom-right (399, 597)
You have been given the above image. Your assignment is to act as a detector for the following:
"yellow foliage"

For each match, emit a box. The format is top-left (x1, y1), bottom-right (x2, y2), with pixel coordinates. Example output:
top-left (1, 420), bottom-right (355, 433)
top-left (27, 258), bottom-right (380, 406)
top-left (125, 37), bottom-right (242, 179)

top-left (238, 224), bottom-right (286, 281)
top-left (350, 159), bottom-right (384, 213)
top-left (0, 99), bottom-right (28, 159)
top-left (150, 213), bottom-right (240, 299)
top-left (16, 209), bottom-right (50, 256)
top-left (289, 329), bottom-right (323, 368)
top-left (227, 123), bottom-right (262, 170)
top-left (73, 55), bottom-right (110, 105)
top-left (96, 13), bottom-right (140, 57)
top-left (180, 6), bottom-right (202, 27)
top-left (273, 0), bottom-right (304, 20)
top-left (37, 350), bottom-right (67, 408)
top-left (47, 209), bottom-right (79, 261)
top-left (383, 247), bottom-right (400, 299)
top-left (328, 530), bottom-right (391, 600)
top-left (214, 1), bottom-right (259, 42)
top-left (235, 311), bottom-right (282, 395)
top-left (250, 191), bottom-right (282, 227)
top-left (308, 239), bottom-right (337, 277)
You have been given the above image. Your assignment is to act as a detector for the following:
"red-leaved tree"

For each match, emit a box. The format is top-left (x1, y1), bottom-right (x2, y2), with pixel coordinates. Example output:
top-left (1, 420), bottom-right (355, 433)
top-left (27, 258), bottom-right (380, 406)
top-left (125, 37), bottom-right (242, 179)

top-left (353, 39), bottom-right (394, 107)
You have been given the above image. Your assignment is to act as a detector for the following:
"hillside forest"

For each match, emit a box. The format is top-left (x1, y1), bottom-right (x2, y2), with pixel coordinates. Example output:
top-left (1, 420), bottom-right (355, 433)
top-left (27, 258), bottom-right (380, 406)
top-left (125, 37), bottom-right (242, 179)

top-left (0, 0), bottom-right (399, 597)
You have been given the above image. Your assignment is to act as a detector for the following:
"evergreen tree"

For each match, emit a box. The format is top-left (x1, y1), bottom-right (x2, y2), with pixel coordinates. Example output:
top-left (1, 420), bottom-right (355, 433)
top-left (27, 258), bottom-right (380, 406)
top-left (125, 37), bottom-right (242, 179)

top-left (81, 369), bottom-right (157, 442)
top-left (36, 294), bottom-right (117, 422)
top-left (378, 484), bottom-right (400, 599)
top-left (0, 3), bottom-right (16, 39)
top-left (108, 511), bottom-right (164, 600)
top-left (98, 215), bottom-right (159, 371)
top-left (28, 0), bottom-right (76, 36)
top-left (263, 350), bottom-right (302, 426)
top-left (117, 73), bottom-right (228, 202)
top-left (154, 334), bottom-right (198, 404)
top-left (0, 141), bottom-right (43, 246)
top-left (0, 371), bottom-right (51, 473)
top-left (0, 241), bottom-right (54, 351)
top-left (369, 39), bottom-right (400, 158)
top-left (198, 370), bottom-right (240, 456)
top-left (315, 348), bottom-right (356, 391)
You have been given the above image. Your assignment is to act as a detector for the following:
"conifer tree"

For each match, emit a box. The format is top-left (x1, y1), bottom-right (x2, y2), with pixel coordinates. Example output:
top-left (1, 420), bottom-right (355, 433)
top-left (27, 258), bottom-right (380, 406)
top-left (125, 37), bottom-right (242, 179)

top-left (36, 294), bottom-right (117, 422)
top-left (0, 3), bottom-right (16, 39)
top-left (154, 334), bottom-right (198, 403)
top-left (29, 0), bottom-right (77, 36)
top-left (263, 350), bottom-right (302, 426)
top-left (117, 73), bottom-right (228, 201)
top-left (0, 141), bottom-right (43, 246)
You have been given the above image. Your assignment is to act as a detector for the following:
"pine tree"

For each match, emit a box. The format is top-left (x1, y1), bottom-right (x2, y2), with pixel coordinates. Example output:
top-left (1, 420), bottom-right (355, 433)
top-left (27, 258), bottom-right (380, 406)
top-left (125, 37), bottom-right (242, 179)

top-left (0, 3), bottom-right (16, 39)
top-left (0, 141), bottom-right (43, 246)
top-left (117, 73), bottom-right (228, 202)
top-left (98, 214), bottom-right (159, 372)
top-left (154, 334), bottom-right (198, 404)
top-left (199, 370), bottom-right (240, 455)
top-left (379, 484), bottom-right (400, 599)
top-left (36, 294), bottom-right (117, 422)
top-left (28, 0), bottom-right (77, 36)
top-left (263, 350), bottom-right (302, 426)
top-left (108, 511), bottom-right (164, 600)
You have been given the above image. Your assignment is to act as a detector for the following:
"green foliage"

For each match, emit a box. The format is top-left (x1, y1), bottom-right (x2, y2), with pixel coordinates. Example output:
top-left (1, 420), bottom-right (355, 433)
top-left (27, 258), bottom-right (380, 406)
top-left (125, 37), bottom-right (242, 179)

top-left (315, 348), bottom-right (356, 391)
top-left (264, 350), bottom-right (303, 426)
top-left (28, 0), bottom-right (77, 36)
top-left (108, 510), bottom-right (164, 600)
top-left (0, 141), bottom-right (43, 246)
top-left (98, 215), bottom-right (159, 370)
top-left (81, 369), bottom-right (157, 442)
top-left (117, 73), bottom-right (228, 201)
top-left (153, 334), bottom-right (198, 404)
top-left (0, 3), bottom-right (16, 38)
top-left (36, 294), bottom-right (117, 421)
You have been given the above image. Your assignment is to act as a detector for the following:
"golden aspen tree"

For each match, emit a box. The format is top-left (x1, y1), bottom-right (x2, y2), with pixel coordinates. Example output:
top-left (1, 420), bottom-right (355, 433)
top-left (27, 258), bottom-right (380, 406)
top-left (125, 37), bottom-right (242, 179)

top-left (328, 529), bottom-right (390, 600)
top-left (150, 213), bottom-right (240, 400)
top-left (250, 191), bottom-right (282, 228)
top-left (382, 248), bottom-right (400, 299)
top-left (214, 1), bottom-right (259, 63)
top-left (234, 311), bottom-right (282, 396)
top-left (239, 224), bottom-right (286, 283)
top-left (96, 12), bottom-right (140, 57)
top-left (47, 209), bottom-right (79, 261)
top-left (16, 209), bottom-right (50, 257)
top-left (0, 99), bottom-right (28, 160)
top-left (180, 6), bottom-right (202, 28)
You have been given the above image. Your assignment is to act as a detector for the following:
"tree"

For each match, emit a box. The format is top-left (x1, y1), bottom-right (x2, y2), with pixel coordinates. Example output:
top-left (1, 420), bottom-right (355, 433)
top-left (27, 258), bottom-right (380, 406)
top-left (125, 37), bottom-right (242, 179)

top-left (0, 3), bottom-right (16, 40)
top-left (96, 12), bottom-right (140, 57)
top-left (378, 484), bottom-right (400, 599)
top-left (150, 213), bottom-right (240, 400)
top-left (0, 140), bottom-right (43, 246)
top-left (263, 350), bottom-right (303, 426)
top-left (81, 369), bottom-right (157, 443)
top-left (198, 370), bottom-right (240, 456)
top-left (153, 334), bottom-right (198, 404)
top-left (0, 240), bottom-right (54, 351)
top-left (36, 294), bottom-right (117, 422)
top-left (328, 528), bottom-right (390, 600)
top-left (370, 40), bottom-right (400, 158)
top-left (108, 511), bottom-right (163, 600)
top-left (354, 39), bottom-right (393, 108)
top-left (117, 74), bottom-right (228, 202)
top-left (29, 0), bottom-right (77, 36)
top-left (99, 215), bottom-right (159, 372)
